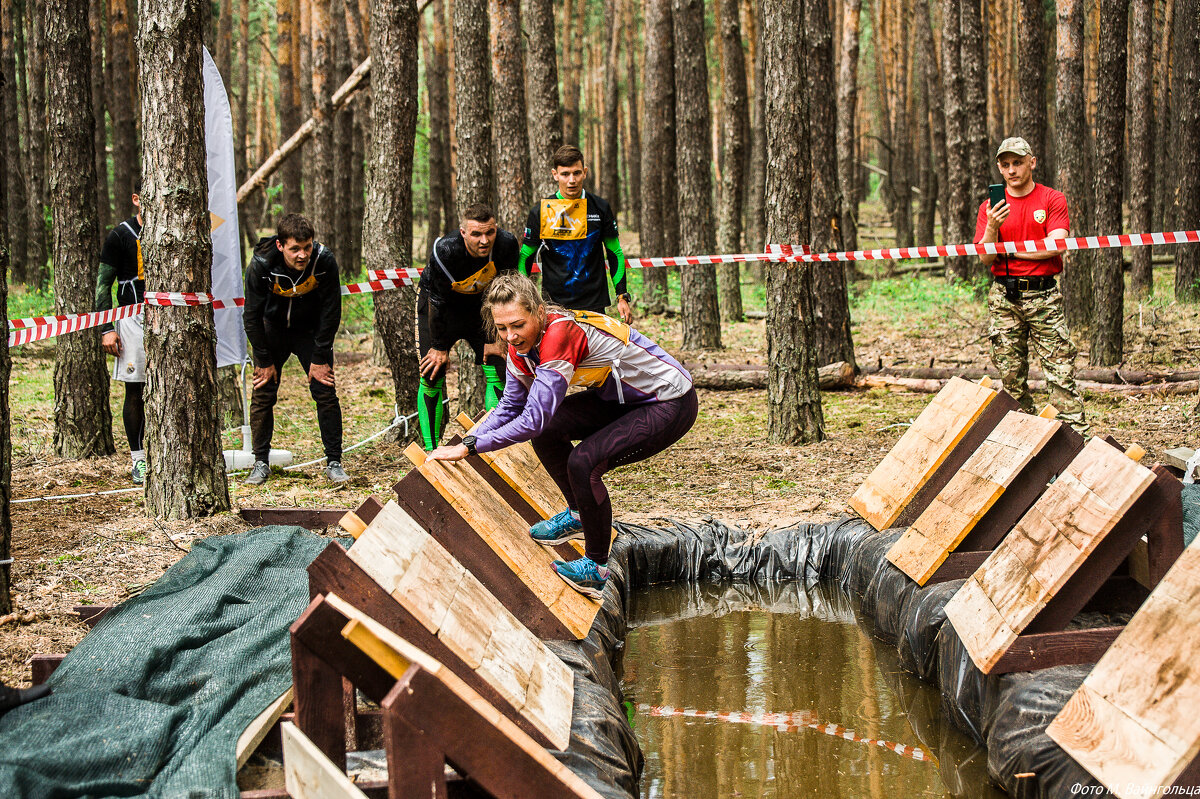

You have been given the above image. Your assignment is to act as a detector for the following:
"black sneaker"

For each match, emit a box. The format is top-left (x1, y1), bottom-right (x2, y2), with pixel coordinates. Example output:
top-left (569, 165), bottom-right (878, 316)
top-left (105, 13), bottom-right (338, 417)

top-left (324, 461), bottom-right (350, 484)
top-left (243, 461), bottom-right (271, 486)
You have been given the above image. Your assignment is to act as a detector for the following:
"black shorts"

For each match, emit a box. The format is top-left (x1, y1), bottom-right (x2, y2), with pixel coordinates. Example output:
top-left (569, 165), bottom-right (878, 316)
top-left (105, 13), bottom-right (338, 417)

top-left (416, 288), bottom-right (490, 365)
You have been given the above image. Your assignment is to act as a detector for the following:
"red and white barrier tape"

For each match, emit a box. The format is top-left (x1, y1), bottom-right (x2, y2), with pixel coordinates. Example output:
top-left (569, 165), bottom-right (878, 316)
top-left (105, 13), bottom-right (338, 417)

top-left (640, 704), bottom-right (932, 762)
top-left (11, 229), bottom-right (1200, 347)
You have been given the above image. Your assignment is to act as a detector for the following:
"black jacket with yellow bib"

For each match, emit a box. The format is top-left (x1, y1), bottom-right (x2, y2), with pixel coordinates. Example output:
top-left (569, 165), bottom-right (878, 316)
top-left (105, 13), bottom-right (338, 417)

top-left (243, 235), bottom-right (342, 367)
top-left (420, 230), bottom-right (519, 352)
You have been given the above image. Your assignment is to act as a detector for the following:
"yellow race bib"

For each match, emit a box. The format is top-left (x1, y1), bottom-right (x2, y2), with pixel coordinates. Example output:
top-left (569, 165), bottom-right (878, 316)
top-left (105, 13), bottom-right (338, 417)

top-left (540, 199), bottom-right (587, 240)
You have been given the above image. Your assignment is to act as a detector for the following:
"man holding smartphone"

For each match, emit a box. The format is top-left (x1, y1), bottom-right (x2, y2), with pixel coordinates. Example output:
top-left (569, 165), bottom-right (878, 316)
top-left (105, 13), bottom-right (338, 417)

top-left (975, 136), bottom-right (1088, 435)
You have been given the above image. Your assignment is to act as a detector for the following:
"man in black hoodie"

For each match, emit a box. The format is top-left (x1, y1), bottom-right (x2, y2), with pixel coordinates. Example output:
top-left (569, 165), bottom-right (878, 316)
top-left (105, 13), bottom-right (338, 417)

top-left (242, 214), bottom-right (348, 485)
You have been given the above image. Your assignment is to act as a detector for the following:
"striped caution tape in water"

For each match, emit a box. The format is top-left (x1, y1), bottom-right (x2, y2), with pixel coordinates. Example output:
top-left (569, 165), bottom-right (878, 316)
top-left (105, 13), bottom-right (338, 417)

top-left (639, 703), bottom-right (934, 762)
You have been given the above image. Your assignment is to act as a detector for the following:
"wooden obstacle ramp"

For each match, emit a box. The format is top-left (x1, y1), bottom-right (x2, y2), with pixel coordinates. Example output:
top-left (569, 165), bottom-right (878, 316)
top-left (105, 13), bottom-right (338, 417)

top-left (850, 377), bottom-right (1020, 531)
top-left (306, 499), bottom-right (575, 750)
top-left (1046, 534), bottom-right (1200, 799)
top-left (394, 443), bottom-right (600, 641)
top-left (288, 594), bottom-right (600, 799)
top-left (943, 437), bottom-right (1184, 674)
top-left (886, 407), bottom-right (1086, 585)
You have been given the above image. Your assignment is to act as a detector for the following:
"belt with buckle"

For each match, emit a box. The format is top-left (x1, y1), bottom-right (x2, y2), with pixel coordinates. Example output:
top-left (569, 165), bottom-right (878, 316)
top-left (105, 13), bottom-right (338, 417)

top-left (996, 275), bottom-right (1056, 292)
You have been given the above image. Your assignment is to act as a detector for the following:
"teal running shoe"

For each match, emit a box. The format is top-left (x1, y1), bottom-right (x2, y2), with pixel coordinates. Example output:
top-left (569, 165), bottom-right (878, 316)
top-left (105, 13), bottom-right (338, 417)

top-left (552, 557), bottom-right (608, 600)
top-left (529, 509), bottom-right (584, 545)
top-left (131, 459), bottom-right (147, 485)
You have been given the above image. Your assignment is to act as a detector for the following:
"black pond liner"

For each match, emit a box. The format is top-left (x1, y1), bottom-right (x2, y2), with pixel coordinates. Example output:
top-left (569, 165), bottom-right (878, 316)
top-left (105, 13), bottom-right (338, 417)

top-left (567, 515), bottom-right (1105, 799)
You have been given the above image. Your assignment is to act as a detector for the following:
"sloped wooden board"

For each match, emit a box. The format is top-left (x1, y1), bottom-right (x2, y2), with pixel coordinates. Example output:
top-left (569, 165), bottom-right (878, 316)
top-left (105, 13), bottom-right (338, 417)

top-left (943, 437), bottom-right (1157, 674)
top-left (887, 410), bottom-right (1076, 584)
top-left (849, 377), bottom-right (1003, 531)
top-left (1046, 536), bottom-right (1200, 798)
top-left (344, 501), bottom-right (574, 750)
top-left (395, 445), bottom-right (600, 640)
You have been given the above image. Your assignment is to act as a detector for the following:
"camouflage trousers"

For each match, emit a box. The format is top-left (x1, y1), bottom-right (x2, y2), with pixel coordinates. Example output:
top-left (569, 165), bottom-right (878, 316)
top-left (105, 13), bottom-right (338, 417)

top-left (987, 282), bottom-right (1090, 435)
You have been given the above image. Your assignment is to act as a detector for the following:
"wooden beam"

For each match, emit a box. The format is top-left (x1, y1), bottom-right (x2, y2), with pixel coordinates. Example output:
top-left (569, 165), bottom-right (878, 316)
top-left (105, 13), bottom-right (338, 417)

top-left (281, 722), bottom-right (370, 799)
top-left (30, 654), bottom-right (65, 686)
top-left (291, 612), bottom-right (350, 771)
top-left (237, 686), bottom-right (294, 768)
top-left (72, 605), bottom-right (116, 627)
top-left (240, 507), bottom-right (353, 530)
top-left (237, 58), bottom-right (372, 203)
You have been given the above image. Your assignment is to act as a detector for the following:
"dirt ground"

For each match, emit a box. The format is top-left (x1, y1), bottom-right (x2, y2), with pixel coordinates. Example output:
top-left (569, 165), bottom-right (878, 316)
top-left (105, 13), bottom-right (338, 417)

top-left (2, 266), bottom-right (1198, 688)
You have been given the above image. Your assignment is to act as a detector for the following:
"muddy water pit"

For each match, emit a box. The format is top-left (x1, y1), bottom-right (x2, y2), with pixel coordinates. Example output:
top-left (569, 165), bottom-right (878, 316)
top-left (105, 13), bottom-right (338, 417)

top-left (622, 582), bottom-right (1006, 799)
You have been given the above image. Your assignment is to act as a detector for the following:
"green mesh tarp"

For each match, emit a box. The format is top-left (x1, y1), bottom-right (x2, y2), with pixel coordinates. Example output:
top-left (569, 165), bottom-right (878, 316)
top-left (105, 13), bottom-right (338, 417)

top-left (0, 526), bottom-right (329, 799)
top-left (1182, 483), bottom-right (1200, 547)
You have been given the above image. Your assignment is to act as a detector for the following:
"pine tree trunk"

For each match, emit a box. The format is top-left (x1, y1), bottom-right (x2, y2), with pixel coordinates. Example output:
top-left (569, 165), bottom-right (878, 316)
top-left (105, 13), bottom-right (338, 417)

top-left (836, 0), bottom-right (861, 255)
top-left (1, 4), bottom-right (29, 282)
top-left (276, 0), bottom-right (302, 213)
top-left (716, 0), bottom-right (746, 322)
top-left (1089, 0), bottom-right (1128, 365)
top-left (0, 122), bottom-right (11, 615)
top-left (454, 0), bottom-right (492, 214)
top-left (1056, 0), bottom-right (1092, 328)
top-left (89, 0), bottom-right (111, 228)
top-left (47, 0), bottom-right (115, 460)
top-left (299, 0), bottom-right (314, 217)
top-left (915, 0), bottom-right (946, 251)
top-left (333, 1), bottom-right (353, 265)
top-left (426, 0), bottom-right (454, 248)
top-left (941, 0), bottom-right (970, 279)
top-left (1016, 0), bottom-right (1046, 160)
top-left (884, 0), bottom-right (913, 247)
top-left (1128, 0), bottom-right (1155, 297)
top-left (959, 0), bottom-right (989, 265)
top-left (640, 0), bottom-right (674, 312)
top-left (624, 0), bottom-right (641, 229)
top-left (366, 0), bottom-right (420, 429)
top-left (560, 0), bottom-right (580, 146)
top-left (763, 0), bottom-right (823, 443)
top-left (108, 0), bottom-right (139, 207)
top-left (807, 0), bottom-right (853, 366)
top-left (23, 0), bottom-right (48, 284)
top-left (490, 0), bottom-right (531, 231)
top-left (523, 0), bottom-right (562, 197)
top-left (236, 0), bottom-right (253, 252)
top-left (600, 13), bottom-right (620, 211)
top-left (139, 0), bottom-right (230, 517)
top-left (217, 0), bottom-right (232, 83)
top-left (915, 65), bottom-right (937, 246)
top-left (673, 0), bottom-right (722, 349)
top-left (1172, 0), bottom-right (1200, 301)
top-left (1152, 0), bottom-right (1174, 231)
top-left (309, 0), bottom-right (336, 250)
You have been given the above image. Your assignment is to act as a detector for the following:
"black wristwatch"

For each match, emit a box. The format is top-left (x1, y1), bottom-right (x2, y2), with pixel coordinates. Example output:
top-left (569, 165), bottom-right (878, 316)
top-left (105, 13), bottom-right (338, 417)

top-left (617, 292), bottom-right (632, 303)
top-left (462, 435), bottom-right (478, 456)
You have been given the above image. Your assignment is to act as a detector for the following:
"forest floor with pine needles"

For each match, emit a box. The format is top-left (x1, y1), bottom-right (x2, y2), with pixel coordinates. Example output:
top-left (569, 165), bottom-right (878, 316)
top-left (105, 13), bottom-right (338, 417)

top-left (3, 262), bottom-right (1199, 689)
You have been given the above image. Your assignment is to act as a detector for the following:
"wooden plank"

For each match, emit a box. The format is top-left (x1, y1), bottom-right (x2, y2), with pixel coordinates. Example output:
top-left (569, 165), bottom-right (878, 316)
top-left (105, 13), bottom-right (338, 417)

top-left (329, 592), bottom-right (573, 751)
top-left (1049, 685), bottom-right (1186, 798)
top-left (240, 507), bottom-right (352, 530)
top-left (944, 438), bottom-right (1160, 674)
top-left (990, 627), bottom-right (1124, 674)
top-left (1161, 447), bottom-right (1196, 472)
top-left (393, 468), bottom-right (574, 640)
top-left (291, 626), bottom-right (348, 771)
top-left (404, 458), bottom-right (599, 638)
top-left (236, 686), bottom-right (294, 768)
top-left (281, 722), bottom-right (370, 799)
top-left (381, 666), bottom-right (603, 798)
top-left (344, 500), bottom-right (575, 738)
top-left (851, 377), bottom-right (1001, 530)
top-left (72, 604), bottom-right (116, 627)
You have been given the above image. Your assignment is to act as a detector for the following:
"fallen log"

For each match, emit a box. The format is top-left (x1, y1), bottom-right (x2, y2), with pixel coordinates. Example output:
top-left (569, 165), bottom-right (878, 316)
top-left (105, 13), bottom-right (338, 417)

top-left (872, 364), bottom-right (1200, 385)
top-left (691, 361), bottom-right (855, 390)
top-left (858, 374), bottom-right (1200, 397)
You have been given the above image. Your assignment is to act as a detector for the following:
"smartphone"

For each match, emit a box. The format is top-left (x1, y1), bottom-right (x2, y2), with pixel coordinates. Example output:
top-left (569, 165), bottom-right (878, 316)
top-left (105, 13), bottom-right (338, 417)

top-left (989, 183), bottom-right (1006, 208)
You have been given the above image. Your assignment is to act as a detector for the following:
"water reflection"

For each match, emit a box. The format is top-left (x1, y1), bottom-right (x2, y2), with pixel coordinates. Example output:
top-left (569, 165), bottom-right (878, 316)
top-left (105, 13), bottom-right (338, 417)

top-left (622, 582), bottom-right (1006, 799)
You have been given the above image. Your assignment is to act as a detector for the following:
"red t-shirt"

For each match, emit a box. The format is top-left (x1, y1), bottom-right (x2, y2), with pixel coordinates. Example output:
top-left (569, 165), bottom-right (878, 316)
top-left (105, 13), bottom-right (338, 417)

top-left (974, 183), bottom-right (1070, 277)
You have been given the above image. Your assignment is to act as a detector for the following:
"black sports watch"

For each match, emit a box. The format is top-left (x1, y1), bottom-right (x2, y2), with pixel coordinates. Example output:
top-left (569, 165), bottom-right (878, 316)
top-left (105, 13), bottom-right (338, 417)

top-left (462, 435), bottom-right (478, 456)
top-left (617, 292), bottom-right (632, 303)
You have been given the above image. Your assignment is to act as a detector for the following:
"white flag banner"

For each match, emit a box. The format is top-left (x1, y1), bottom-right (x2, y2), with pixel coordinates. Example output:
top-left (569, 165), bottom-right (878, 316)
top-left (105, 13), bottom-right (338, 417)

top-left (202, 47), bottom-right (247, 368)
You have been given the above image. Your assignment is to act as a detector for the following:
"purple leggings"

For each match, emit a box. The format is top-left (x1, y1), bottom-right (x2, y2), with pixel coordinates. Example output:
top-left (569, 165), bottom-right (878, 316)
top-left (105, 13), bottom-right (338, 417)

top-left (531, 388), bottom-right (698, 564)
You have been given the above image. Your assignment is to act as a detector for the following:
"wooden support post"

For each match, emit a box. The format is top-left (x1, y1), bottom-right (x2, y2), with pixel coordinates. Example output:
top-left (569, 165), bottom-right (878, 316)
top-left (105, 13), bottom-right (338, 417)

top-left (339, 496), bottom-right (385, 539)
top-left (382, 679), bottom-right (450, 799)
top-left (282, 721), bottom-right (370, 799)
top-left (291, 605), bottom-right (351, 771)
top-left (30, 654), bottom-right (65, 685)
